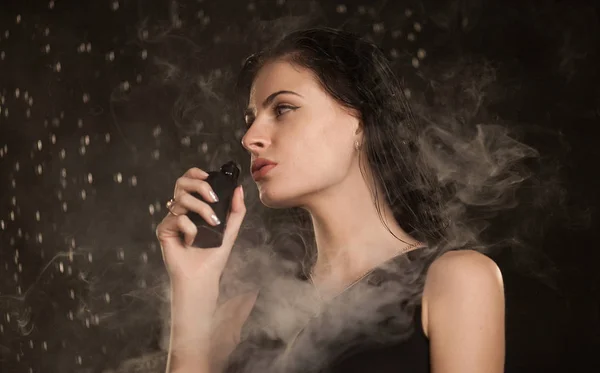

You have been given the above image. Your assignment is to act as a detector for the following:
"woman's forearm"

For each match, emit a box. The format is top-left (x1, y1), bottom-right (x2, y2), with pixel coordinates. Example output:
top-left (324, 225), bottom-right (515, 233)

top-left (165, 278), bottom-right (221, 373)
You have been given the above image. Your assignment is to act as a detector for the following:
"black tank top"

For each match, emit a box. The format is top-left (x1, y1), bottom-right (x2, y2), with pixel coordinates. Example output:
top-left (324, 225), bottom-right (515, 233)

top-left (225, 248), bottom-right (431, 373)
top-left (326, 304), bottom-right (429, 373)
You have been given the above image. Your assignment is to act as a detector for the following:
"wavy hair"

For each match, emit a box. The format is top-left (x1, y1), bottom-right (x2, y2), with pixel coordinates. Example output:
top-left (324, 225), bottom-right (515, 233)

top-left (235, 26), bottom-right (563, 271)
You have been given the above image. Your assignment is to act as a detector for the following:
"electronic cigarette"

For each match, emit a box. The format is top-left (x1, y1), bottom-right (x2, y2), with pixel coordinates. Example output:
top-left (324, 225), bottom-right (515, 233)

top-left (186, 161), bottom-right (240, 248)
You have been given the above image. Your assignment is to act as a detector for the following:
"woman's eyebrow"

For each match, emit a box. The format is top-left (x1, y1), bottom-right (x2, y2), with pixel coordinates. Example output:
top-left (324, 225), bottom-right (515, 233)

top-left (245, 90), bottom-right (303, 116)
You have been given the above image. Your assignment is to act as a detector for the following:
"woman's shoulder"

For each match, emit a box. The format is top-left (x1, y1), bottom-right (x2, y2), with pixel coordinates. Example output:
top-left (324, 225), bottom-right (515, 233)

top-left (426, 249), bottom-right (502, 283)
top-left (421, 249), bottom-right (504, 336)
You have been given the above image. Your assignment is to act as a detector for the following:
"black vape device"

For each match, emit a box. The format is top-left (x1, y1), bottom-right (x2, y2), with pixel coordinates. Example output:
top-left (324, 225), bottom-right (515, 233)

top-left (186, 161), bottom-right (240, 248)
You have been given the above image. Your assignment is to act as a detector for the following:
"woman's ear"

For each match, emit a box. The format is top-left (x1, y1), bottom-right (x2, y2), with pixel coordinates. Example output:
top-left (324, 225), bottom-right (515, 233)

top-left (353, 119), bottom-right (365, 151)
top-left (354, 116), bottom-right (364, 135)
top-left (354, 122), bottom-right (365, 151)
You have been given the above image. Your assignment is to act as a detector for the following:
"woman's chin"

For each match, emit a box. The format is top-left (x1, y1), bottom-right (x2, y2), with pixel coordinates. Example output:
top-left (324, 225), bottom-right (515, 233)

top-left (258, 190), bottom-right (298, 209)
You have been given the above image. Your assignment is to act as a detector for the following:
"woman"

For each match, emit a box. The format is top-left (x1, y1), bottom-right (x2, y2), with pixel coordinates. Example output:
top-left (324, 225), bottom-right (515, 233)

top-left (156, 27), bottom-right (505, 373)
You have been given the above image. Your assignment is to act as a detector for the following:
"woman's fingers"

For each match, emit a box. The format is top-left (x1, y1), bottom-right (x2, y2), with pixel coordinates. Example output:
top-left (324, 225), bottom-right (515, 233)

top-left (177, 193), bottom-right (221, 226)
top-left (221, 185), bottom-right (246, 250)
top-left (182, 167), bottom-right (209, 179)
top-left (175, 214), bottom-right (198, 247)
top-left (175, 176), bottom-right (220, 206)
top-left (156, 214), bottom-right (195, 249)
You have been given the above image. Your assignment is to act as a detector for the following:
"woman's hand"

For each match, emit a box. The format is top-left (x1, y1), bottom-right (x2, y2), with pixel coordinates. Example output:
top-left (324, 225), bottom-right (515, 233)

top-left (157, 167), bottom-right (248, 372)
top-left (156, 167), bottom-right (246, 284)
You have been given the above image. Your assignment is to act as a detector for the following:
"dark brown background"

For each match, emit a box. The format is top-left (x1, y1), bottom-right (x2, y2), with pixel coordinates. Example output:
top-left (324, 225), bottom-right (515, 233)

top-left (0, 0), bottom-right (598, 372)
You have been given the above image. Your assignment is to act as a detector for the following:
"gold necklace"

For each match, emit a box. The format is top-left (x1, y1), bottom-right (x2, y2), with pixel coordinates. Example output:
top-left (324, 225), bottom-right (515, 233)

top-left (308, 241), bottom-right (425, 302)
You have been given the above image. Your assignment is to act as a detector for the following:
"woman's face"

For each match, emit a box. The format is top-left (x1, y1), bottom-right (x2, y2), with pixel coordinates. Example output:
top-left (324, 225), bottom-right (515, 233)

top-left (242, 59), bottom-right (362, 208)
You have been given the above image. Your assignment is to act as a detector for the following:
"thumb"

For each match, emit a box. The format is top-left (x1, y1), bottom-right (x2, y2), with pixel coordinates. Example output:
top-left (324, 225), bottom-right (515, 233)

top-left (221, 185), bottom-right (246, 250)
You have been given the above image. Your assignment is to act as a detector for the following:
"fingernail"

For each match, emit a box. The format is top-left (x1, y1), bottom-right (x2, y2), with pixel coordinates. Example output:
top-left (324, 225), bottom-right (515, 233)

top-left (210, 214), bottom-right (221, 225)
top-left (209, 190), bottom-right (219, 202)
top-left (240, 185), bottom-right (244, 199)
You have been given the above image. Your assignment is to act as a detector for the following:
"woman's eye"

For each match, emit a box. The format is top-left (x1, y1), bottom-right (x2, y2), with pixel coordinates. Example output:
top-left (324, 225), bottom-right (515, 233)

top-left (244, 105), bottom-right (296, 127)
top-left (274, 104), bottom-right (296, 117)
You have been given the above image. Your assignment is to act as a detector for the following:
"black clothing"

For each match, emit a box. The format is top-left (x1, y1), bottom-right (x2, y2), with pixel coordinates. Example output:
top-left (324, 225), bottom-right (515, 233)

top-left (225, 248), bottom-right (432, 373)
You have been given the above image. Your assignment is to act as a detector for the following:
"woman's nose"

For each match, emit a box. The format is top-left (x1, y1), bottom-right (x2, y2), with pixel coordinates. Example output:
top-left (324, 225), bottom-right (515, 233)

top-left (241, 131), bottom-right (271, 153)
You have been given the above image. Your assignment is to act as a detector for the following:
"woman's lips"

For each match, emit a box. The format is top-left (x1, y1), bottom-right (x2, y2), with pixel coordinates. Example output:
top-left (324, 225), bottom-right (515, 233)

top-left (252, 164), bottom-right (277, 180)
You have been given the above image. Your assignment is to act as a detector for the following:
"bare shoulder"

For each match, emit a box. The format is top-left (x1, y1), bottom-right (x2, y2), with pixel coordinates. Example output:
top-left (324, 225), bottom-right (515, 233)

top-left (421, 250), bottom-right (504, 337)
top-left (427, 249), bottom-right (503, 285)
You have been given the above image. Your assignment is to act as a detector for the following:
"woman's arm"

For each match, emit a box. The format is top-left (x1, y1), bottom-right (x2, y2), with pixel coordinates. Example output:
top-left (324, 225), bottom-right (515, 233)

top-left (422, 250), bottom-right (505, 373)
top-left (208, 289), bottom-right (260, 373)
top-left (166, 280), bottom-right (259, 373)
top-left (166, 279), bottom-right (220, 373)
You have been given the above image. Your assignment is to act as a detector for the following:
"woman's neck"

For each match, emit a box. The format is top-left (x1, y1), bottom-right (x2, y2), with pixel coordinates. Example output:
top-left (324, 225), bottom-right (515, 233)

top-left (302, 167), bottom-right (421, 291)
